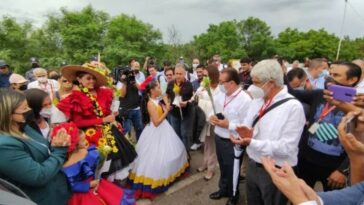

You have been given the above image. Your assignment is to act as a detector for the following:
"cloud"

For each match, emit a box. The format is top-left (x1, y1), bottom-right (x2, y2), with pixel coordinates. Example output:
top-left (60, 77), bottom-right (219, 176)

top-left (0, 0), bottom-right (363, 42)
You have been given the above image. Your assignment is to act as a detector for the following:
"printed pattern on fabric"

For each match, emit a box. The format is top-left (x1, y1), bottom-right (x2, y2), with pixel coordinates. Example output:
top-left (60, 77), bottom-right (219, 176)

top-left (307, 103), bottom-right (345, 156)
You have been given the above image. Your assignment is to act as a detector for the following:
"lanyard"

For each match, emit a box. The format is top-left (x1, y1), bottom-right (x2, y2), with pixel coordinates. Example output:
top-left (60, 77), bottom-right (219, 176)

top-left (223, 88), bottom-right (242, 110)
top-left (318, 103), bottom-right (336, 122)
top-left (258, 98), bottom-right (273, 119)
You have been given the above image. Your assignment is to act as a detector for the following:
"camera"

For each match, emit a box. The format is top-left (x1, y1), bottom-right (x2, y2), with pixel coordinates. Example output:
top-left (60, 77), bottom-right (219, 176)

top-left (113, 66), bottom-right (136, 85)
top-left (121, 68), bottom-right (136, 85)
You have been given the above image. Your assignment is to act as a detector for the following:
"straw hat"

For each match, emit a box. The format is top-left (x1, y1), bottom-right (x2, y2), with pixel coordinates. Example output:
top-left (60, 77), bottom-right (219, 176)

top-left (61, 62), bottom-right (110, 87)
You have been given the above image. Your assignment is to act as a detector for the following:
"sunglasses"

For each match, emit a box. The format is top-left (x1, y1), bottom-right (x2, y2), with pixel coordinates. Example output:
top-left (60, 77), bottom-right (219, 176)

top-left (0, 67), bottom-right (6, 69)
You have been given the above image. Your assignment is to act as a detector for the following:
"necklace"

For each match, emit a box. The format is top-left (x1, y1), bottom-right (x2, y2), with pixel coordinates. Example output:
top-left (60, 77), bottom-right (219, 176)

top-left (79, 85), bottom-right (118, 154)
top-left (79, 85), bottom-right (104, 117)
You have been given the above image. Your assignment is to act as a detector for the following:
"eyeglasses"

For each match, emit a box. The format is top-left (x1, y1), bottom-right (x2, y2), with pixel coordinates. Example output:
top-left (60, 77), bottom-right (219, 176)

top-left (0, 67), bottom-right (7, 70)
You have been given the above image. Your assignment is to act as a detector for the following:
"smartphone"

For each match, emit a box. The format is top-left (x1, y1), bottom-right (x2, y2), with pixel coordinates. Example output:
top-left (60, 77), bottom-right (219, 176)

top-left (328, 84), bottom-right (356, 102)
top-left (216, 113), bottom-right (225, 120)
top-left (345, 115), bottom-right (357, 133)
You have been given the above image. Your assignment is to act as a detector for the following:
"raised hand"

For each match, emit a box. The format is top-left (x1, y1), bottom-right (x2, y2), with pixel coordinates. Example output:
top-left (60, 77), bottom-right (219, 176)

top-left (51, 128), bottom-right (71, 147)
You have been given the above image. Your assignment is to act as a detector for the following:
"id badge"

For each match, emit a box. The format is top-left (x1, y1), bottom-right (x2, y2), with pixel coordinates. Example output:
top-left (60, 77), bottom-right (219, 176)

top-left (308, 122), bottom-right (320, 135)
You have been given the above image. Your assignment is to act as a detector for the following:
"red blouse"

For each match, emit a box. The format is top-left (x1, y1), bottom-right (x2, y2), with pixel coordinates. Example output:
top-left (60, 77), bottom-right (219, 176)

top-left (57, 88), bottom-right (113, 128)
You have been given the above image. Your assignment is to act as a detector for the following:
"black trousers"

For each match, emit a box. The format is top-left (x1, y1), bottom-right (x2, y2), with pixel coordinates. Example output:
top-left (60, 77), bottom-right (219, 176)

top-left (246, 159), bottom-right (288, 205)
top-left (297, 157), bottom-right (338, 191)
top-left (215, 134), bottom-right (239, 197)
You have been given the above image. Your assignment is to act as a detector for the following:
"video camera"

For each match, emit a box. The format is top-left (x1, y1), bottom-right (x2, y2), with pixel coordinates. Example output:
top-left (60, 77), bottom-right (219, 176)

top-left (113, 66), bottom-right (136, 85)
top-left (113, 66), bottom-right (136, 84)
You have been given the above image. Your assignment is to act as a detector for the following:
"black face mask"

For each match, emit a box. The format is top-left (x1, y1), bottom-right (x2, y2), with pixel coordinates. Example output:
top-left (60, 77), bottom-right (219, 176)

top-left (18, 84), bottom-right (27, 91)
top-left (324, 76), bottom-right (352, 89)
top-left (14, 110), bottom-right (35, 131)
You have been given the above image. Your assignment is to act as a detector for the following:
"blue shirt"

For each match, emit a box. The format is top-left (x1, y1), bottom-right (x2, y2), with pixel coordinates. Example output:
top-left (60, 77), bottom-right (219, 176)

top-left (134, 72), bottom-right (145, 84)
top-left (307, 73), bottom-right (325, 90)
top-left (0, 71), bottom-right (12, 88)
top-left (318, 180), bottom-right (364, 205)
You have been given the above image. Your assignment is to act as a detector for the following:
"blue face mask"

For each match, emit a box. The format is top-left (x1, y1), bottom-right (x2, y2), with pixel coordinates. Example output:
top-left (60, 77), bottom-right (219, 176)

top-left (320, 70), bottom-right (329, 78)
top-left (219, 84), bottom-right (226, 93)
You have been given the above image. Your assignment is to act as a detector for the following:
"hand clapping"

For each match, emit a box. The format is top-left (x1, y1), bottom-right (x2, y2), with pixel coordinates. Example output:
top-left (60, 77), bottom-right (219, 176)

top-left (51, 128), bottom-right (71, 147)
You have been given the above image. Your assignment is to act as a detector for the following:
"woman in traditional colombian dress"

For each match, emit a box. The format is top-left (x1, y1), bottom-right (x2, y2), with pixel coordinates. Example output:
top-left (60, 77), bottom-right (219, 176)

top-left (128, 80), bottom-right (189, 200)
top-left (51, 122), bottom-right (135, 205)
top-left (58, 62), bottom-right (137, 180)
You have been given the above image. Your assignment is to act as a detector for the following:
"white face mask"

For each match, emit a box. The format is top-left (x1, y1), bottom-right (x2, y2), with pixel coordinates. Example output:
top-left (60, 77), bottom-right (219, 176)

top-left (40, 107), bottom-right (53, 118)
top-left (37, 77), bottom-right (48, 83)
top-left (248, 83), bottom-right (269, 99)
top-left (248, 85), bottom-right (264, 99)
top-left (192, 64), bottom-right (199, 69)
top-left (219, 84), bottom-right (226, 93)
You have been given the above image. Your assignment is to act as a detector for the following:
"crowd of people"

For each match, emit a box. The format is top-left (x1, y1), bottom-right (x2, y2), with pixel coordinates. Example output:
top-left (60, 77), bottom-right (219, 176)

top-left (0, 54), bottom-right (364, 205)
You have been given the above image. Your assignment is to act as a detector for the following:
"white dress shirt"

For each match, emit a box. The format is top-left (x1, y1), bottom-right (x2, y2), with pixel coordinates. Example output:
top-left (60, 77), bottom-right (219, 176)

top-left (27, 79), bottom-right (59, 100)
top-left (213, 87), bottom-right (252, 139)
top-left (244, 86), bottom-right (305, 166)
top-left (135, 71), bottom-right (145, 84)
top-left (356, 80), bottom-right (364, 94)
top-left (297, 197), bottom-right (323, 205)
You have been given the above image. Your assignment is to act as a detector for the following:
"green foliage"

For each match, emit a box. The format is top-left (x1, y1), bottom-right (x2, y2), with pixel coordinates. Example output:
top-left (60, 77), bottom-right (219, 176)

top-left (237, 17), bottom-right (276, 60)
top-left (103, 14), bottom-right (164, 68)
top-left (193, 20), bottom-right (247, 62)
top-left (274, 28), bottom-right (364, 61)
top-left (0, 5), bottom-right (363, 75)
top-left (0, 16), bottom-right (31, 73)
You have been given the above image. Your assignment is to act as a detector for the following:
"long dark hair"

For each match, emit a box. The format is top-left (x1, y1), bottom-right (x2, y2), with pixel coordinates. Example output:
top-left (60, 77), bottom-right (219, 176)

top-left (141, 80), bottom-right (159, 125)
top-left (24, 88), bottom-right (49, 121)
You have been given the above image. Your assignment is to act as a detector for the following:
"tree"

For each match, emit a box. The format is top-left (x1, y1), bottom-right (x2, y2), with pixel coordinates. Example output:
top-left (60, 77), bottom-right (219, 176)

top-left (339, 37), bottom-right (364, 61)
top-left (103, 14), bottom-right (164, 68)
top-left (53, 5), bottom-right (109, 64)
top-left (275, 28), bottom-right (341, 61)
top-left (0, 16), bottom-right (31, 73)
top-left (193, 20), bottom-right (246, 62)
top-left (237, 17), bottom-right (275, 60)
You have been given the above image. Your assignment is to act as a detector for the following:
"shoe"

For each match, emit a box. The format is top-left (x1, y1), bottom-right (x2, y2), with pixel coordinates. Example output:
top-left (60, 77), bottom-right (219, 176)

top-left (190, 143), bottom-right (202, 151)
top-left (225, 195), bottom-right (239, 205)
top-left (204, 171), bottom-right (214, 181)
top-left (209, 191), bottom-right (228, 200)
top-left (197, 167), bottom-right (206, 172)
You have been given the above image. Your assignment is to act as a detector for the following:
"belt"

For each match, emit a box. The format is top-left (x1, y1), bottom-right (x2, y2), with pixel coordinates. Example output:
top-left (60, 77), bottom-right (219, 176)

top-left (219, 137), bottom-right (231, 142)
top-left (252, 161), bottom-right (281, 169)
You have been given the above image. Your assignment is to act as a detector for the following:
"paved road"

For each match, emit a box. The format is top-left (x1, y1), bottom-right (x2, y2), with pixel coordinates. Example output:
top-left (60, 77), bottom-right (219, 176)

top-left (136, 149), bottom-right (248, 205)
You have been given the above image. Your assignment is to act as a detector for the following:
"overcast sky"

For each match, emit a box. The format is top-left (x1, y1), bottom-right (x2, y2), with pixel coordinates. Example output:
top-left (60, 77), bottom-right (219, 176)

top-left (0, 0), bottom-right (363, 43)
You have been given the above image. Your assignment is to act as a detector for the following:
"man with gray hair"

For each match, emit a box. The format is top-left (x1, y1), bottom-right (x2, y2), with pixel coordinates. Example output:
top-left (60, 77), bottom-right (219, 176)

top-left (27, 68), bottom-right (59, 100)
top-left (231, 59), bottom-right (306, 205)
top-left (166, 63), bottom-right (194, 150)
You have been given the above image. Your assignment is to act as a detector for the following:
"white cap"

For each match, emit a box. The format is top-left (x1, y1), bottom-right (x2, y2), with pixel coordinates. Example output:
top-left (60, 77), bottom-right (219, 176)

top-left (9, 73), bottom-right (27, 84)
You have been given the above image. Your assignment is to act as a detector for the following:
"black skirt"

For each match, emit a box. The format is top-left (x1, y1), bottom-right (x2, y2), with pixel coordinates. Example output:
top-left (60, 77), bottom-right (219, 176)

top-left (106, 124), bottom-right (137, 174)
